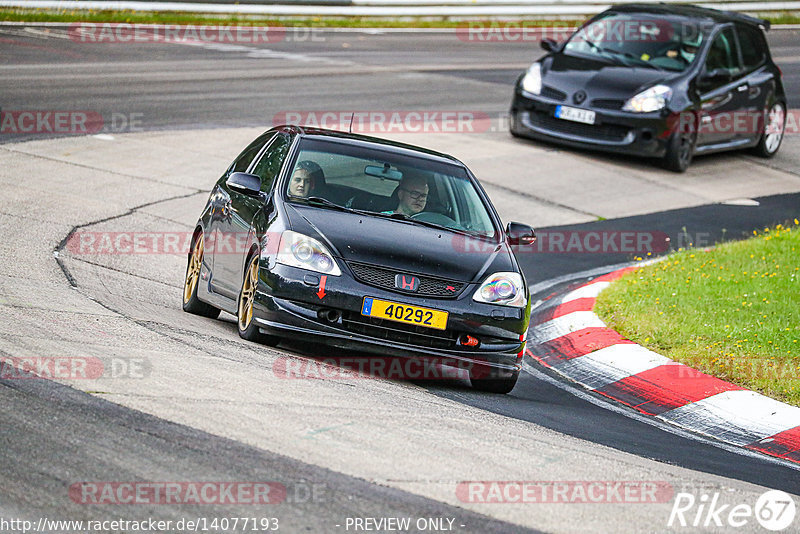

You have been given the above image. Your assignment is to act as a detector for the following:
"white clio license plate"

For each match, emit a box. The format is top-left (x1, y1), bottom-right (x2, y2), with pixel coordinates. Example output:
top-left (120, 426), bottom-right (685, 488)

top-left (555, 105), bottom-right (596, 125)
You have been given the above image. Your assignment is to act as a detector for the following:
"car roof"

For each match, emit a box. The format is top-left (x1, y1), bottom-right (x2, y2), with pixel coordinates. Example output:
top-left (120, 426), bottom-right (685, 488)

top-left (607, 3), bottom-right (770, 30)
top-left (273, 124), bottom-right (467, 167)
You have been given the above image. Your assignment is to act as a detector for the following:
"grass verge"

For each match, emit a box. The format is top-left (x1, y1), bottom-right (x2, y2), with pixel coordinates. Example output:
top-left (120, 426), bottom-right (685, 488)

top-left (2, 8), bottom-right (798, 27)
top-left (0, 8), bottom-right (581, 27)
top-left (595, 220), bottom-right (800, 407)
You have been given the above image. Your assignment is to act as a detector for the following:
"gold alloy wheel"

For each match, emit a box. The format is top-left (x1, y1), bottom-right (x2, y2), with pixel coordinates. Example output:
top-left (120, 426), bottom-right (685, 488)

top-left (238, 257), bottom-right (258, 331)
top-left (184, 235), bottom-right (203, 304)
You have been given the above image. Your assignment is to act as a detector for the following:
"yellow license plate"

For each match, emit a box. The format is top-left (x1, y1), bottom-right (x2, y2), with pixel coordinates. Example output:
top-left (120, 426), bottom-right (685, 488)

top-left (361, 297), bottom-right (448, 330)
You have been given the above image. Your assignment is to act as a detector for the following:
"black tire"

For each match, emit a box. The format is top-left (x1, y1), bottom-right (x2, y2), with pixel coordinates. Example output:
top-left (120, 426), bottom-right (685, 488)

top-left (182, 232), bottom-right (221, 319)
top-left (237, 254), bottom-right (280, 346)
top-left (752, 101), bottom-right (786, 158)
top-left (469, 365), bottom-right (519, 394)
top-left (509, 111), bottom-right (523, 138)
top-left (662, 129), bottom-right (695, 173)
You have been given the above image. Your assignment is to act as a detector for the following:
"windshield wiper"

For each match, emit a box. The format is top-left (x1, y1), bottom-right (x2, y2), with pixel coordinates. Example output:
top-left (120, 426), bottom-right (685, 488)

top-left (373, 212), bottom-right (488, 238)
top-left (304, 196), bottom-right (345, 209)
top-left (300, 199), bottom-right (492, 238)
top-left (299, 196), bottom-right (370, 216)
top-left (591, 45), bottom-right (664, 71)
top-left (621, 52), bottom-right (664, 71)
top-left (581, 41), bottom-right (627, 66)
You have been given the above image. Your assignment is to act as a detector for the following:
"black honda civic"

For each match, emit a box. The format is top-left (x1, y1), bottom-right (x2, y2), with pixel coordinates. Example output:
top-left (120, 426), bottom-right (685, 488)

top-left (510, 4), bottom-right (787, 171)
top-left (183, 125), bottom-right (535, 393)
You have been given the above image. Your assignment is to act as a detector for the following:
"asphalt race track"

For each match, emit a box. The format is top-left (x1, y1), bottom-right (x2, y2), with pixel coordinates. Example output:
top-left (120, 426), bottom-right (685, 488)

top-left (2, 24), bottom-right (800, 533)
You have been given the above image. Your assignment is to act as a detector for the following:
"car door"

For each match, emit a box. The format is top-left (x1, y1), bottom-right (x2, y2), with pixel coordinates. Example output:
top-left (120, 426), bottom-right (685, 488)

top-left (214, 133), bottom-right (292, 297)
top-left (695, 26), bottom-right (748, 148)
top-left (208, 132), bottom-right (275, 296)
top-left (733, 23), bottom-right (773, 144)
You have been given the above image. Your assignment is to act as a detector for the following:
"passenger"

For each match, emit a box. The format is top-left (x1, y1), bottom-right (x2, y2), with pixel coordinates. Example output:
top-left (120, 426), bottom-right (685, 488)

top-left (387, 175), bottom-right (428, 216)
top-left (288, 168), bottom-right (314, 197)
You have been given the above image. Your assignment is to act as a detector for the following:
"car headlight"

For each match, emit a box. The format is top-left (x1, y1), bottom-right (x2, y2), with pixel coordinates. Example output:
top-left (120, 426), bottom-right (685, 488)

top-left (521, 63), bottom-right (542, 95)
top-left (473, 272), bottom-right (526, 308)
top-left (622, 85), bottom-right (672, 113)
top-left (276, 230), bottom-right (341, 276)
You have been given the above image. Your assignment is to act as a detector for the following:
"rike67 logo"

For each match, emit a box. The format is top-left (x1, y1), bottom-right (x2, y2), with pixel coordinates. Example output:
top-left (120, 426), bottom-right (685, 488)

top-left (669, 490), bottom-right (796, 531)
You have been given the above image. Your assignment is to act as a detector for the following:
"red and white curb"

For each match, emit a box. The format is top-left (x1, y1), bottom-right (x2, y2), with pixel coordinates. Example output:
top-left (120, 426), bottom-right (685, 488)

top-left (526, 266), bottom-right (800, 465)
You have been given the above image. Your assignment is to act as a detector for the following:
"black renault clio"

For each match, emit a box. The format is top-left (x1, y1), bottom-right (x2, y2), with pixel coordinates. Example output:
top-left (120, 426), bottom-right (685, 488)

top-left (183, 126), bottom-right (535, 393)
top-left (510, 4), bottom-right (787, 171)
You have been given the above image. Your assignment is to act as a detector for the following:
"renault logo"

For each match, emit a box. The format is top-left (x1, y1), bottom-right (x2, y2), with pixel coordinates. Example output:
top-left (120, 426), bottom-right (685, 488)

top-left (574, 90), bottom-right (587, 105)
top-left (395, 274), bottom-right (420, 292)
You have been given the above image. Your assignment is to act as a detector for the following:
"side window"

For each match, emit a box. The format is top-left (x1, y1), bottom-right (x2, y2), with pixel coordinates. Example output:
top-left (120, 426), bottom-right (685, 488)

top-left (228, 132), bottom-right (275, 175)
top-left (705, 28), bottom-right (742, 76)
top-left (736, 24), bottom-right (766, 71)
top-left (250, 133), bottom-right (292, 193)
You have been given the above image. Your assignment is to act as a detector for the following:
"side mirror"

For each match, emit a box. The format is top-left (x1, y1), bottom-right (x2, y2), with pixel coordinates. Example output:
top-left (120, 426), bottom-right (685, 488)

top-left (226, 172), bottom-right (262, 196)
top-left (541, 38), bottom-right (558, 53)
top-left (698, 68), bottom-right (732, 87)
top-left (506, 222), bottom-right (536, 246)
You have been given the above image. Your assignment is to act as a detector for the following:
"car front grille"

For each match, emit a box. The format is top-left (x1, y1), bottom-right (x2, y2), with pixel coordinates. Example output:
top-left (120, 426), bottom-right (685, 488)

top-left (341, 311), bottom-right (457, 349)
top-left (541, 86), bottom-right (567, 101)
top-left (347, 261), bottom-right (465, 298)
top-left (529, 110), bottom-right (631, 142)
top-left (590, 98), bottom-right (625, 110)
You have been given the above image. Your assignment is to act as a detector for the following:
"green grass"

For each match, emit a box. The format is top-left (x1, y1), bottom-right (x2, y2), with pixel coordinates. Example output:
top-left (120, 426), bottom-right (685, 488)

top-left (0, 8), bottom-right (584, 27)
top-left (595, 220), bottom-right (800, 407)
top-left (3, 8), bottom-right (799, 27)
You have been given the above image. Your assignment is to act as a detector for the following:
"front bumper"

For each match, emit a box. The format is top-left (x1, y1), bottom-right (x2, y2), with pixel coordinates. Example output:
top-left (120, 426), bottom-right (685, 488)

top-left (510, 89), bottom-right (672, 158)
top-left (252, 263), bottom-right (529, 372)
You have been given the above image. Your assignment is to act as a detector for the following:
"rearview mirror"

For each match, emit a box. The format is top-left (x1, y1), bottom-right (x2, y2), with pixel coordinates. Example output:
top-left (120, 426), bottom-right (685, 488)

top-left (226, 172), bottom-right (262, 196)
top-left (365, 163), bottom-right (403, 180)
top-left (506, 222), bottom-right (536, 246)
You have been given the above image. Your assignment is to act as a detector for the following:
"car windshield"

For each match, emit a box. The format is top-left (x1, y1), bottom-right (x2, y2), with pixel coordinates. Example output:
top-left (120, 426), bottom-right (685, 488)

top-left (284, 138), bottom-right (497, 238)
top-left (564, 13), bottom-right (707, 72)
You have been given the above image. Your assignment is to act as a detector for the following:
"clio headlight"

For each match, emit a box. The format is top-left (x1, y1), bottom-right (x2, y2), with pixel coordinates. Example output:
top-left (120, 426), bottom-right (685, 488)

top-left (276, 230), bottom-right (341, 276)
top-left (521, 63), bottom-right (542, 95)
top-left (622, 85), bottom-right (672, 113)
top-left (473, 272), bottom-right (526, 308)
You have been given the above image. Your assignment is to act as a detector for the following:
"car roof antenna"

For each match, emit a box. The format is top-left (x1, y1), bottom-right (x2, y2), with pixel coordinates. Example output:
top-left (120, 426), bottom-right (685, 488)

top-left (348, 112), bottom-right (354, 134)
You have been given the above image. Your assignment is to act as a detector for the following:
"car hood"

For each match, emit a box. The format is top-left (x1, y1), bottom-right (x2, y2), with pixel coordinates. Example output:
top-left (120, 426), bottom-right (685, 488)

top-left (286, 204), bottom-right (514, 282)
top-left (543, 53), bottom-right (675, 101)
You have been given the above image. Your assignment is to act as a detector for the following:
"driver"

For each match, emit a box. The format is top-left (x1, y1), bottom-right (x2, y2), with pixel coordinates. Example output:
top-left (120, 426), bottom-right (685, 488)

top-left (288, 160), bottom-right (324, 198)
top-left (387, 175), bottom-right (428, 216)
top-left (679, 34), bottom-right (702, 64)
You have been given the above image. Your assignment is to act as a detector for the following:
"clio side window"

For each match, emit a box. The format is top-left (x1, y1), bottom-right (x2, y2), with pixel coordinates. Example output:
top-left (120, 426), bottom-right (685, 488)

top-left (705, 28), bottom-right (742, 76)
